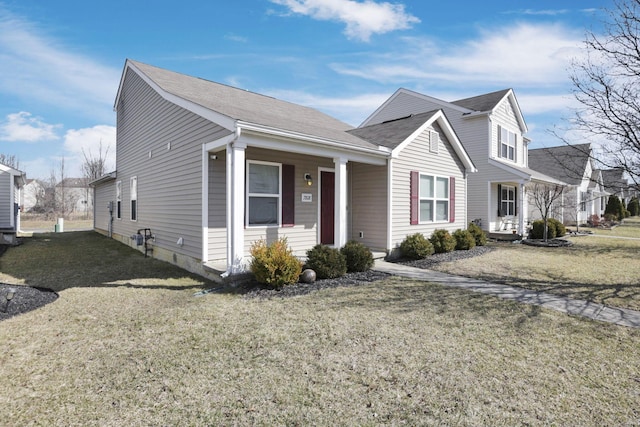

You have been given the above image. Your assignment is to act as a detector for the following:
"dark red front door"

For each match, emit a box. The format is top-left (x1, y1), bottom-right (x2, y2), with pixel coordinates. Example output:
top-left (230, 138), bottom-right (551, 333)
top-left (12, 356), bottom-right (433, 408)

top-left (320, 171), bottom-right (335, 245)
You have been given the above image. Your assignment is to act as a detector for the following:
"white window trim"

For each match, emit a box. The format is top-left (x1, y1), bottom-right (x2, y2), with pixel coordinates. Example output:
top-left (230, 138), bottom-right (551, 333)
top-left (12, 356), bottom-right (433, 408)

top-left (130, 176), bottom-right (137, 222)
top-left (419, 173), bottom-right (449, 223)
top-left (498, 125), bottom-right (517, 162)
top-left (246, 160), bottom-right (282, 227)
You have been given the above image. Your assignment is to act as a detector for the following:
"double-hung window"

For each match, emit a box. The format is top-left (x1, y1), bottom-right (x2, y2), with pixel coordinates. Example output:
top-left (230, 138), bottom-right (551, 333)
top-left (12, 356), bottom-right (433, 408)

top-left (499, 125), bottom-right (517, 161)
top-left (419, 174), bottom-right (449, 222)
top-left (116, 180), bottom-right (122, 219)
top-left (500, 185), bottom-right (516, 216)
top-left (247, 161), bottom-right (281, 226)
top-left (130, 176), bottom-right (137, 221)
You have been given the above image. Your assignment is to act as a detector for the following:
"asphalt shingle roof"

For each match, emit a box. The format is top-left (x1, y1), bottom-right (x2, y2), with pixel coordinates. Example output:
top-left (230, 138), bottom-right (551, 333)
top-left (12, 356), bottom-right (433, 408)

top-left (528, 143), bottom-right (592, 185)
top-left (129, 60), bottom-right (378, 150)
top-left (347, 110), bottom-right (441, 149)
top-left (451, 89), bottom-right (511, 112)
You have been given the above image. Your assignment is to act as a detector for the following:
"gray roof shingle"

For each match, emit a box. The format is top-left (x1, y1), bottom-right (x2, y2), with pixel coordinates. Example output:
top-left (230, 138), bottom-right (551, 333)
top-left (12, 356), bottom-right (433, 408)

top-left (528, 143), bottom-right (592, 185)
top-left (128, 60), bottom-right (378, 150)
top-left (347, 110), bottom-right (441, 149)
top-left (451, 89), bottom-right (511, 112)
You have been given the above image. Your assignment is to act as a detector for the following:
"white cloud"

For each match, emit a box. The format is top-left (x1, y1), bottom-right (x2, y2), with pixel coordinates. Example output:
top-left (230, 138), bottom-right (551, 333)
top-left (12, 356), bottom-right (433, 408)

top-left (0, 8), bottom-right (120, 122)
top-left (0, 111), bottom-right (60, 142)
top-left (332, 23), bottom-right (584, 87)
top-left (63, 125), bottom-right (117, 176)
top-left (269, 0), bottom-right (420, 41)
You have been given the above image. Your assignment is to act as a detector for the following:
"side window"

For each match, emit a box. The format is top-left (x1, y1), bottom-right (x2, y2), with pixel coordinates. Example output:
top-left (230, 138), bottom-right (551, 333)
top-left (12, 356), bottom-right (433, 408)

top-left (500, 185), bottom-right (516, 216)
top-left (130, 176), bottom-right (137, 221)
top-left (247, 161), bottom-right (280, 226)
top-left (419, 174), bottom-right (449, 222)
top-left (116, 180), bottom-right (122, 220)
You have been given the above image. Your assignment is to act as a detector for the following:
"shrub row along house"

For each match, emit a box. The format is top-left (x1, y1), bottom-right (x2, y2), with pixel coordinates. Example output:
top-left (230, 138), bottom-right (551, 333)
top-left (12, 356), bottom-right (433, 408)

top-left (89, 60), bottom-right (627, 280)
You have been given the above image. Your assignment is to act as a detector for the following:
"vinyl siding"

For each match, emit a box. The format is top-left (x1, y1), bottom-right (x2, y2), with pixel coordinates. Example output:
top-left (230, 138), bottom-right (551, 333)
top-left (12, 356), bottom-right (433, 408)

top-left (391, 123), bottom-right (467, 250)
top-left (112, 69), bottom-right (231, 261)
top-left (93, 181), bottom-right (115, 232)
top-left (241, 147), bottom-right (335, 258)
top-left (0, 173), bottom-right (10, 228)
top-left (350, 163), bottom-right (387, 251)
top-left (207, 151), bottom-right (227, 261)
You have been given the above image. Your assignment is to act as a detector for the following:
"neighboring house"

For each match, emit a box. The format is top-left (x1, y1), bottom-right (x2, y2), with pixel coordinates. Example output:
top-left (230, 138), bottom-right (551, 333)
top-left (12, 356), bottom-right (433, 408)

top-left (360, 88), bottom-right (560, 235)
top-left (21, 179), bottom-right (45, 212)
top-left (601, 167), bottom-right (636, 205)
top-left (528, 143), bottom-right (607, 224)
top-left (56, 178), bottom-right (92, 216)
top-left (0, 162), bottom-right (25, 243)
top-left (91, 60), bottom-right (476, 280)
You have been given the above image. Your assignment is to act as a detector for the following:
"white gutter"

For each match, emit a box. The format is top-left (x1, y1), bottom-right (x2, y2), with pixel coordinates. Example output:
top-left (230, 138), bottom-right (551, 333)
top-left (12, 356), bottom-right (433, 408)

top-left (222, 127), bottom-right (242, 278)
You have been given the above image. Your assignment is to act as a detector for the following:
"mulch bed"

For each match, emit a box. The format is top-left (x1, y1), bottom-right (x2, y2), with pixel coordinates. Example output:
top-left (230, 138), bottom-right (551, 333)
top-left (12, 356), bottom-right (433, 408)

top-left (0, 283), bottom-right (58, 322)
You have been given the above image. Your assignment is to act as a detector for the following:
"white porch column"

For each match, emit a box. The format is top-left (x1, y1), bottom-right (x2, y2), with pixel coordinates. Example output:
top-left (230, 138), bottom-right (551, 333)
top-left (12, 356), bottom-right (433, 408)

top-left (229, 141), bottom-right (246, 272)
top-left (334, 157), bottom-right (348, 247)
top-left (519, 181), bottom-right (526, 234)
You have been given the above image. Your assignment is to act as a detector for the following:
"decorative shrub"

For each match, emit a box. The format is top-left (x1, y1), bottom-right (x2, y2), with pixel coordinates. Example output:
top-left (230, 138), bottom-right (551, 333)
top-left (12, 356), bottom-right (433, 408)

top-left (429, 229), bottom-right (456, 253)
top-left (453, 229), bottom-right (476, 251)
top-left (531, 220), bottom-right (557, 239)
top-left (605, 195), bottom-right (623, 220)
top-left (305, 244), bottom-right (347, 279)
top-left (250, 238), bottom-right (302, 289)
top-left (588, 214), bottom-right (601, 227)
top-left (548, 218), bottom-right (566, 237)
top-left (399, 233), bottom-right (434, 260)
top-left (467, 222), bottom-right (487, 246)
top-left (628, 197), bottom-right (639, 216)
top-left (340, 241), bottom-right (374, 272)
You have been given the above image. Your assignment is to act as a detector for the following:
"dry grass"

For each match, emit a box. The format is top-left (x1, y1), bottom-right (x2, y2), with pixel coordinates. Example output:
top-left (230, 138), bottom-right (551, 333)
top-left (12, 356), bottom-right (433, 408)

top-left (431, 231), bottom-right (640, 311)
top-left (0, 232), bottom-right (639, 426)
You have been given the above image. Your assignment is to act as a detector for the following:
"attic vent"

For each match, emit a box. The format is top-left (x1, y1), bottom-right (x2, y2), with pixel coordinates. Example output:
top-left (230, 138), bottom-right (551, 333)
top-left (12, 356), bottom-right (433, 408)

top-left (382, 114), bottom-right (413, 124)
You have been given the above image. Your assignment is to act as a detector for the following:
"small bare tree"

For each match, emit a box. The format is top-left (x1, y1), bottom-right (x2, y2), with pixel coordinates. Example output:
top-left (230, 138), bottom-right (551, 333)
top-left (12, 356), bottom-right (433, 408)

top-left (81, 141), bottom-right (109, 219)
top-left (0, 154), bottom-right (19, 169)
top-left (529, 183), bottom-right (565, 241)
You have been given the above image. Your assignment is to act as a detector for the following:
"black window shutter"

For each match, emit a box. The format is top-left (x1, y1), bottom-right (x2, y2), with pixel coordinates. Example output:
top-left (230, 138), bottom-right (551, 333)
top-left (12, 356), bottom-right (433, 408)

top-left (514, 186), bottom-right (518, 216)
top-left (497, 184), bottom-right (502, 216)
top-left (282, 164), bottom-right (295, 227)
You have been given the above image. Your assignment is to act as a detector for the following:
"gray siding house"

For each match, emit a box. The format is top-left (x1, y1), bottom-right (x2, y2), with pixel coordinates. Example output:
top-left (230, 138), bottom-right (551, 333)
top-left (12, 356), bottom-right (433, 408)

top-left (92, 60), bottom-right (475, 279)
top-left (0, 162), bottom-right (25, 243)
top-left (361, 88), bottom-right (559, 236)
top-left (528, 143), bottom-right (607, 224)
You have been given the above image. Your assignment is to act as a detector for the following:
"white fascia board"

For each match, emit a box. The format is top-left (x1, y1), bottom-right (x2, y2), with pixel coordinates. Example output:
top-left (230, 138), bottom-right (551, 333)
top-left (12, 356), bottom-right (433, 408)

top-left (89, 171), bottom-right (117, 186)
top-left (490, 89), bottom-right (528, 133)
top-left (203, 132), bottom-right (238, 153)
top-left (116, 61), bottom-right (236, 131)
top-left (489, 158), bottom-right (533, 180)
top-left (237, 122), bottom-right (390, 165)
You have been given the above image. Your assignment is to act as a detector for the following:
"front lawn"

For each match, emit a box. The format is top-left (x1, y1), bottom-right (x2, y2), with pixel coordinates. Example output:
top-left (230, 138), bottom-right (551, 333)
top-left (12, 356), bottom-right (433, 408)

top-left (0, 232), bottom-right (638, 426)
top-left (431, 232), bottom-right (640, 311)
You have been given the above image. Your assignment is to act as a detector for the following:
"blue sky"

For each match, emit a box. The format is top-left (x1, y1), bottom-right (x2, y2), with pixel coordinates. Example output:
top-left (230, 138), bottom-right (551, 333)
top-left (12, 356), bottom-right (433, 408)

top-left (0, 0), bottom-right (610, 179)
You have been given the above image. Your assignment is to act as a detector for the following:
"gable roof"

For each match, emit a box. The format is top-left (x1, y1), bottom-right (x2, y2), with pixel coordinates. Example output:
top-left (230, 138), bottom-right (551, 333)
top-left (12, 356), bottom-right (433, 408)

top-left (528, 143), bottom-right (592, 186)
top-left (360, 87), bottom-right (527, 133)
top-left (451, 89), bottom-right (512, 112)
top-left (0, 162), bottom-right (26, 186)
top-left (118, 60), bottom-right (382, 153)
top-left (348, 110), bottom-right (476, 172)
top-left (601, 167), bottom-right (629, 194)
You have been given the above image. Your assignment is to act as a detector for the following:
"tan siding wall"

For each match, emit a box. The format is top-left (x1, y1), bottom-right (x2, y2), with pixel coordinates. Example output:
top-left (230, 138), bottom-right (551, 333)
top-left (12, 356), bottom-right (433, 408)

top-left (93, 181), bottom-right (115, 232)
top-left (207, 151), bottom-right (227, 261)
top-left (350, 163), bottom-right (387, 251)
top-left (391, 124), bottom-right (467, 251)
top-left (111, 69), bottom-right (231, 261)
top-left (241, 147), bottom-right (334, 258)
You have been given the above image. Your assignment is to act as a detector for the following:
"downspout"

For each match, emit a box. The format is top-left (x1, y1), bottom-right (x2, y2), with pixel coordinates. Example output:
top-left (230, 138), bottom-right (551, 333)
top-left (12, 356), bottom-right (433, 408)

top-left (222, 127), bottom-right (241, 278)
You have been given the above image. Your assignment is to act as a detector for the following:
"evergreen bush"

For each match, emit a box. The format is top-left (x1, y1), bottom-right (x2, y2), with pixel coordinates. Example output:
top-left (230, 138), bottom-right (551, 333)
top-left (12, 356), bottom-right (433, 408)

top-left (305, 245), bottom-right (347, 279)
top-left (453, 229), bottom-right (476, 250)
top-left (531, 220), bottom-right (557, 239)
top-left (605, 195), bottom-right (623, 220)
top-left (250, 238), bottom-right (302, 289)
top-left (399, 233), bottom-right (434, 260)
top-left (547, 218), bottom-right (566, 237)
top-left (340, 241), bottom-right (374, 272)
top-left (429, 229), bottom-right (456, 253)
top-left (467, 222), bottom-right (487, 246)
top-left (628, 197), bottom-right (639, 217)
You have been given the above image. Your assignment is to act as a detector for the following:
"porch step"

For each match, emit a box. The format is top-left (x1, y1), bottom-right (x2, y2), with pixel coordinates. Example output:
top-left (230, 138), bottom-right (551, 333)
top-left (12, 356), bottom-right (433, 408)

top-left (488, 232), bottom-right (522, 242)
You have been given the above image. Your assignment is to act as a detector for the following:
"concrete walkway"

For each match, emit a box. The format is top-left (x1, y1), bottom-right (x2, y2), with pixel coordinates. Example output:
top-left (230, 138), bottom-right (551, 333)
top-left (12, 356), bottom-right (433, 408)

top-left (374, 260), bottom-right (640, 328)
